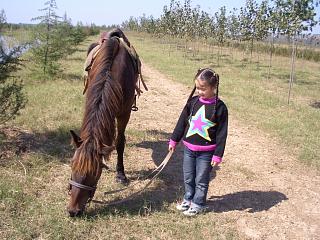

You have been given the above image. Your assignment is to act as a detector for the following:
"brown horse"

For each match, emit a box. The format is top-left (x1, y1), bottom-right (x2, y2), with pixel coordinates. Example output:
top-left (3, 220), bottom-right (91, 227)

top-left (67, 29), bottom-right (141, 217)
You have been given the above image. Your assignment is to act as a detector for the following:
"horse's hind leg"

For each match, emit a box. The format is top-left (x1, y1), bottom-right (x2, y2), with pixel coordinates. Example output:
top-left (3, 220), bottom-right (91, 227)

top-left (115, 112), bottom-right (131, 184)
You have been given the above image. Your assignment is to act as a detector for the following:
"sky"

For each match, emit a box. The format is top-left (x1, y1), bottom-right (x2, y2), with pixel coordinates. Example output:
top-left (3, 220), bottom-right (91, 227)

top-left (1, 0), bottom-right (320, 34)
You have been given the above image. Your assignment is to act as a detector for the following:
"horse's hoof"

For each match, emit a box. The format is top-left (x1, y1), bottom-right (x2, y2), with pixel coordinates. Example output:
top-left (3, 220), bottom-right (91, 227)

top-left (116, 175), bottom-right (129, 185)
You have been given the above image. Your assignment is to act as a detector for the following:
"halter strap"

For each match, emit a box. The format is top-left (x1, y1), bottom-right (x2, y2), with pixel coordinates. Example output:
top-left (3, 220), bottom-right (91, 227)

top-left (69, 180), bottom-right (96, 191)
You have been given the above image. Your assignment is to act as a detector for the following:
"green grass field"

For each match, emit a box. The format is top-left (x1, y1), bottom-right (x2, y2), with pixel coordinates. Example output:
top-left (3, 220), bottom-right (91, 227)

top-left (0, 32), bottom-right (319, 239)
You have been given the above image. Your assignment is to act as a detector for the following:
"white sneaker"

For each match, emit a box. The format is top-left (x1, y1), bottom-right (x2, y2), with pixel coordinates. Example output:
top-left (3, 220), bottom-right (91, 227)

top-left (176, 200), bottom-right (191, 211)
top-left (183, 206), bottom-right (207, 216)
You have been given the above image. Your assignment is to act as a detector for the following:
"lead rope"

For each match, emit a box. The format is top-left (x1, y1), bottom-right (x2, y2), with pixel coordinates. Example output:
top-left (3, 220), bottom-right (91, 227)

top-left (91, 150), bottom-right (173, 206)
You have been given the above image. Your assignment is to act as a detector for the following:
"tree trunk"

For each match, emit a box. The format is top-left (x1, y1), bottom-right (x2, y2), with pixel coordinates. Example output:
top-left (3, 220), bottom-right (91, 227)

top-left (250, 37), bottom-right (254, 65)
top-left (287, 36), bottom-right (296, 104)
top-left (267, 33), bottom-right (275, 80)
top-left (217, 43), bottom-right (220, 66)
top-left (168, 36), bottom-right (171, 57)
top-left (44, 8), bottom-right (51, 74)
top-left (184, 38), bottom-right (187, 64)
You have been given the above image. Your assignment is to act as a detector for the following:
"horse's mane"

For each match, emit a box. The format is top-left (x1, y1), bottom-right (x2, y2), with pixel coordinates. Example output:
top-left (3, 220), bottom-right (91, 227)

top-left (72, 36), bottom-right (123, 176)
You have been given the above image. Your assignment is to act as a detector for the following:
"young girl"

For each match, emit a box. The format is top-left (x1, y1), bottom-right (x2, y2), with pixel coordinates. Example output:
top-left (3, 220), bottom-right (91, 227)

top-left (168, 68), bottom-right (228, 216)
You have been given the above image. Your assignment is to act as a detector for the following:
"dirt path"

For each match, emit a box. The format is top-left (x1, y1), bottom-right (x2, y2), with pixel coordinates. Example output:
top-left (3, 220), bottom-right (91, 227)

top-left (128, 63), bottom-right (320, 240)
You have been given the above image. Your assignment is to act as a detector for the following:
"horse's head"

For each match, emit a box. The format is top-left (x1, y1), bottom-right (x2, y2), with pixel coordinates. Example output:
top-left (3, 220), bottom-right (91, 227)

top-left (67, 130), bottom-right (114, 217)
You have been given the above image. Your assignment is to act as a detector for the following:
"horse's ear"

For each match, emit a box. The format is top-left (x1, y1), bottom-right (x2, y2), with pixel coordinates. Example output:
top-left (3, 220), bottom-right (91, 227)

top-left (70, 130), bottom-right (82, 148)
top-left (87, 42), bottom-right (99, 56)
top-left (99, 145), bottom-right (115, 156)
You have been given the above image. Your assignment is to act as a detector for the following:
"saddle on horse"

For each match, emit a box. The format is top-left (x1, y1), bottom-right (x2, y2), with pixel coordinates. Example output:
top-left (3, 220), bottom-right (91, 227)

top-left (83, 28), bottom-right (148, 104)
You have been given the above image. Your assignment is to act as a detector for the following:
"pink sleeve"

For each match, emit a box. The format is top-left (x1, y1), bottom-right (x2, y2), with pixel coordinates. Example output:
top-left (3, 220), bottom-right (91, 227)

top-left (211, 155), bottom-right (222, 164)
top-left (169, 139), bottom-right (178, 148)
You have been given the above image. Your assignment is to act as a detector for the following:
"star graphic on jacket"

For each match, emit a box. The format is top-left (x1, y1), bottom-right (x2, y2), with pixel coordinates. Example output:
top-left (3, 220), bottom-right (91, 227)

top-left (186, 105), bottom-right (215, 141)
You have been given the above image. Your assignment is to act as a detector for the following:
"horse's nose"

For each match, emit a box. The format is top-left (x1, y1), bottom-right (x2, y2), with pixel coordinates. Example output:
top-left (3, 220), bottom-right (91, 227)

top-left (68, 209), bottom-right (83, 217)
top-left (69, 210), bottom-right (76, 217)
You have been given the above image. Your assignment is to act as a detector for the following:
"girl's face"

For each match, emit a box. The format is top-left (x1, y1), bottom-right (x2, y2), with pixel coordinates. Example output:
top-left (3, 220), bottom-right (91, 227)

top-left (195, 78), bottom-right (216, 99)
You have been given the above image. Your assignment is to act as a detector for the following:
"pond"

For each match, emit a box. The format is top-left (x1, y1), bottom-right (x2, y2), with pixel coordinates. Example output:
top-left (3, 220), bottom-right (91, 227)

top-left (0, 35), bottom-right (31, 63)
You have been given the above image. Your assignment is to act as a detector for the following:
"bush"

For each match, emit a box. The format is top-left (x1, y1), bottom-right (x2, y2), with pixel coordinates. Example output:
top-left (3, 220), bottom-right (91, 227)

top-left (0, 42), bottom-right (27, 123)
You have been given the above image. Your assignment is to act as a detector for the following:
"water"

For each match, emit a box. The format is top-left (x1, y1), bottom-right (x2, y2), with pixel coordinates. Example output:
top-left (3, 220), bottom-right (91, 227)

top-left (0, 35), bottom-right (30, 62)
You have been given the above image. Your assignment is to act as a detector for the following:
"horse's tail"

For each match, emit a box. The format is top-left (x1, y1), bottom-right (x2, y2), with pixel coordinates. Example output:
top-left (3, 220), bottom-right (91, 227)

top-left (73, 37), bottom-right (123, 176)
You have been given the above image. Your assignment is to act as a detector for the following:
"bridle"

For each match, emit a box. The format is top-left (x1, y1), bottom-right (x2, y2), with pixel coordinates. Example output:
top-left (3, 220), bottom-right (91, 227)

top-left (68, 155), bottom-right (109, 204)
top-left (68, 178), bottom-right (97, 203)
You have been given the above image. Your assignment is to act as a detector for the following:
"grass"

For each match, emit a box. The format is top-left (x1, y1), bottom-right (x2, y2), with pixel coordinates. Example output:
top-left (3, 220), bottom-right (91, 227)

top-left (0, 136), bottom-right (238, 239)
top-left (2, 28), bottom-right (33, 43)
top-left (128, 32), bottom-right (320, 168)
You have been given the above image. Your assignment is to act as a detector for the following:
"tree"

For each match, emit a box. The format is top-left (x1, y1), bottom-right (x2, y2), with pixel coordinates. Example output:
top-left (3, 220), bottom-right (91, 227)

top-left (215, 6), bottom-right (228, 66)
top-left (0, 9), bottom-right (6, 32)
top-left (255, 0), bottom-right (269, 66)
top-left (0, 10), bottom-right (27, 123)
top-left (239, 0), bottom-right (269, 65)
top-left (275, 0), bottom-right (318, 103)
top-left (122, 16), bottom-right (139, 32)
top-left (70, 22), bottom-right (86, 45)
top-left (31, 0), bottom-right (65, 77)
top-left (228, 8), bottom-right (241, 43)
top-left (239, 0), bottom-right (259, 62)
top-left (57, 12), bottom-right (75, 56)
top-left (228, 8), bottom-right (241, 60)
top-left (267, 2), bottom-right (281, 79)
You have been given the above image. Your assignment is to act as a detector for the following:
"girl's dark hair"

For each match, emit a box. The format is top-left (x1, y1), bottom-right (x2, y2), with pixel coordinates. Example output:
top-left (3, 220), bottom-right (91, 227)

top-left (197, 68), bottom-right (219, 87)
top-left (187, 68), bottom-right (220, 121)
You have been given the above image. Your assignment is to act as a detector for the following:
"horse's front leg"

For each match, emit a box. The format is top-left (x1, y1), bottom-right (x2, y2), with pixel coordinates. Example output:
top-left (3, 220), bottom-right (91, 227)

top-left (115, 112), bottom-right (131, 185)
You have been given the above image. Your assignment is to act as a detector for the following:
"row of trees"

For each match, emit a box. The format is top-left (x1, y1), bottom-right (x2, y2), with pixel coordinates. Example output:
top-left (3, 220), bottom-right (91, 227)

top-left (122, 0), bottom-right (319, 64)
top-left (122, 0), bottom-right (319, 103)
top-left (123, 0), bottom-right (319, 47)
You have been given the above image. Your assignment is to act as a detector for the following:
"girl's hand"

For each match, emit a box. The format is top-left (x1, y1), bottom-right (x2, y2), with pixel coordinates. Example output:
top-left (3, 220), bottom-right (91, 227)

top-left (211, 161), bottom-right (218, 167)
top-left (168, 145), bottom-right (175, 152)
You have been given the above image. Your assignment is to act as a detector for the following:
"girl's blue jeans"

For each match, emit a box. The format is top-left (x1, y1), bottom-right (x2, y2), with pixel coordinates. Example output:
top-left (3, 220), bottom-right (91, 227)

top-left (183, 146), bottom-right (214, 207)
